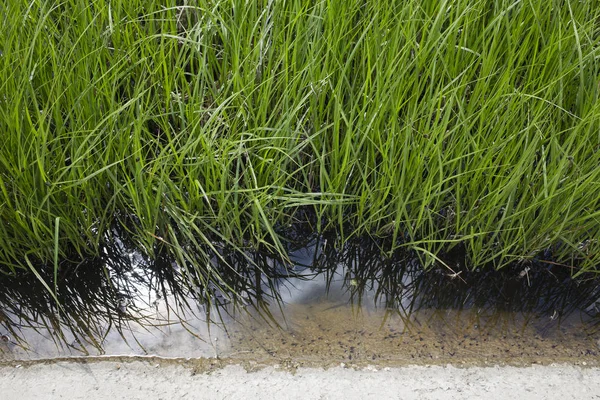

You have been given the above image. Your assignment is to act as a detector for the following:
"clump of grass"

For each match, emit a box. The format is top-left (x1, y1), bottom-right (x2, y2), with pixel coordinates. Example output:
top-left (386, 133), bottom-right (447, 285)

top-left (0, 0), bottom-right (599, 296)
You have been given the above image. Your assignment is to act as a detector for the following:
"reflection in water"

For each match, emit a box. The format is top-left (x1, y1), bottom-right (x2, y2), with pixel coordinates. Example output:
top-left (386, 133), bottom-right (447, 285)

top-left (1, 233), bottom-right (599, 364)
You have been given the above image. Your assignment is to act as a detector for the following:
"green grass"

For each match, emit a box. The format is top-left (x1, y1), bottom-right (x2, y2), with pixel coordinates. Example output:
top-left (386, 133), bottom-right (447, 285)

top-left (1, 0), bottom-right (599, 294)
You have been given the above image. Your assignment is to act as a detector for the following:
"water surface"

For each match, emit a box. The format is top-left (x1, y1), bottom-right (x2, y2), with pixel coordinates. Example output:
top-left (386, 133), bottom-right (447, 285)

top-left (1, 237), bottom-right (599, 366)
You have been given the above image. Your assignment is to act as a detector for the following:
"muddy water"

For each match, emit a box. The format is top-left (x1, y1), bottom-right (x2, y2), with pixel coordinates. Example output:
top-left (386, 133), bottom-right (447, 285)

top-left (1, 239), bottom-right (600, 366)
top-left (221, 277), bottom-right (600, 367)
top-left (224, 303), bottom-right (600, 367)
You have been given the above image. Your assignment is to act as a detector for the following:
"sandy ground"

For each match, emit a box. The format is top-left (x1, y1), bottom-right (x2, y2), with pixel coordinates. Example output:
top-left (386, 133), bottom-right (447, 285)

top-left (1, 360), bottom-right (599, 400)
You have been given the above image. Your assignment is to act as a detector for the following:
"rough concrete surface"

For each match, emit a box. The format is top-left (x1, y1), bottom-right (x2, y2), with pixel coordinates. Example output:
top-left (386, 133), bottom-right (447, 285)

top-left (1, 360), bottom-right (600, 400)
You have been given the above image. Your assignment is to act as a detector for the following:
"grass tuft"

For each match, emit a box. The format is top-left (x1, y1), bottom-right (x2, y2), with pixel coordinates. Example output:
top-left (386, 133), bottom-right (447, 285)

top-left (0, 0), bottom-right (599, 294)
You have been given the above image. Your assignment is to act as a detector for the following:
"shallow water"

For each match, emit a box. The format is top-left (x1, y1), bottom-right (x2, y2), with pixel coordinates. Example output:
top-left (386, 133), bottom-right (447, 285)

top-left (222, 272), bottom-right (600, 366)
top-left (1, 238), bottom-right (600, 365)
